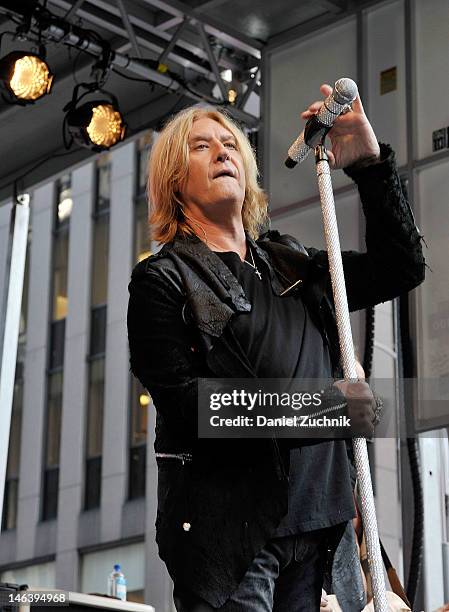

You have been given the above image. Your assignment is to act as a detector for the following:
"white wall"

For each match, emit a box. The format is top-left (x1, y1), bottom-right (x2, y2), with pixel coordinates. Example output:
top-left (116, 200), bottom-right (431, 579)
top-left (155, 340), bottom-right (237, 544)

top-left (366, 0), bottom-right (407, 166)
top-left (415, 0), bottom-right (449, 160)
top-left (81, 542), bottom-right (145, 594)
top-left (266, 18), bottom-right (357, 209)
top-left (416, 158), bottom-right (449, 427)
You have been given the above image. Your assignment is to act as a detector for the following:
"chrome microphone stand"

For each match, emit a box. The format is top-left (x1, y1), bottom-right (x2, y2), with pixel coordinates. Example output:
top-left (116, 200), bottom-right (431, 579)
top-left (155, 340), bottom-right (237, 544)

top-left (315, 143), bottom-right (388, 612)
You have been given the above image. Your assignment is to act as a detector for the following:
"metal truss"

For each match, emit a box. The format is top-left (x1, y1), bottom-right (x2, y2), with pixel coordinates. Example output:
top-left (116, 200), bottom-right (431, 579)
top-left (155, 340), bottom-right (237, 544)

top-left (42, 0), bottom-right (261, 124)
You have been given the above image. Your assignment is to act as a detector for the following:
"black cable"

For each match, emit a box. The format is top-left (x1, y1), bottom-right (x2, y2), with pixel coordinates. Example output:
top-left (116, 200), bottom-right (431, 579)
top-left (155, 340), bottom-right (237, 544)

top-left (363, 306), bottom-right (375, 379)
top-left (399, 292), bottom-right (424, 607)
top-left (397, 177), bottom-right (424, 608)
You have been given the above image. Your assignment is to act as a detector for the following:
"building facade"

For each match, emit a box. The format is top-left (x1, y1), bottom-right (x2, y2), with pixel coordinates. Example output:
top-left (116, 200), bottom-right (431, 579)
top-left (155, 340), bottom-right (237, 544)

top-left (0, 132), bottom-right (175, 611)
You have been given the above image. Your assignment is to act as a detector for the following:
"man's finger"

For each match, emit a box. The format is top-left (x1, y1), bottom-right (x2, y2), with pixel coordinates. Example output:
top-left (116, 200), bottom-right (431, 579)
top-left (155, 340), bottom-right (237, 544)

top-left (351, 95), bottom-right (365, 115)
top-left (320, 83), bottom-right (333, 97)
top-left (307, 101), bottom-right (323, 113)
top-left (325, 149), bottom-right (336, 169)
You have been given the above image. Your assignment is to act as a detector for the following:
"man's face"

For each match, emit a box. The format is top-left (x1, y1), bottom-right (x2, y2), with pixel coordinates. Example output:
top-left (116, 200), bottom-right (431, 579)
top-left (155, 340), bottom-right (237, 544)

top-left (180, 117), bottom-right (246, 214)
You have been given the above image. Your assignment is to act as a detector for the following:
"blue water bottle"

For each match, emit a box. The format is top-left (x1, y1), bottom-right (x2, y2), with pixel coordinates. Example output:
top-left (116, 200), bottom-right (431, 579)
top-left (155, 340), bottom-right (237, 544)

top-left (108, 564), bottom-right (127, 601)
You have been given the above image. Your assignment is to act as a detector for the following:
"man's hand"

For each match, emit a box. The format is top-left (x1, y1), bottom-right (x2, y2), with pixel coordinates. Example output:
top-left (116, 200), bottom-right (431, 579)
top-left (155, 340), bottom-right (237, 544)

top-left (301, 83), bottom-right (380, 170)
top-left (333, 379), bottom-right (376, 437)
top-left (320, 589), bottom-right (333, 611)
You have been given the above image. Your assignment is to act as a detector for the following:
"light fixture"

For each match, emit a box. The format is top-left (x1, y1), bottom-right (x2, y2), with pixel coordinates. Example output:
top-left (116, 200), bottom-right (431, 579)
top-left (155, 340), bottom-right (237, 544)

top-left (227, 87), bottom-right (238, 104)
top-left (64, 85), bottom-right (126, 151)
top-left (0, 50), bottom-right (53, 103)
top-left (227, 77), bottom-right (243, 105)
top-left (139, 394), bottom-right (150, 407)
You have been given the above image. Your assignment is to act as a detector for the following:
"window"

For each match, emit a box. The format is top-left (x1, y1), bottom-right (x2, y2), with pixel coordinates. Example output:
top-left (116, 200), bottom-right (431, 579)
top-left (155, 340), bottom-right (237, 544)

top-left (80, 543), bottom-right (144, 596)
top-left (51, 231), bottom-right (69, 321)
top-left (134, 198), bottom-right (152, 263)
top-left (136, 131), bottom-right (153, 196)
top-left (42, 372), bottom-right (62, 520)
top-left (90, 305), bottom-right (107, 357)
top-left (95, 154), bottom-right (111, 214)
top-left (42, 176), bottom-right (71, 521)
top-left (84, 158), bottom-right (110, 510)
top-left (0, 561), bottom-right (56, 589)
top-left (85, 359), bottom-right (105, 510)
top-left (90, 215), bottom-right (109, 307)
top-left (128, 377), bottom-right (148, 499)
top-left (55, 174), bottom-right (72, 229)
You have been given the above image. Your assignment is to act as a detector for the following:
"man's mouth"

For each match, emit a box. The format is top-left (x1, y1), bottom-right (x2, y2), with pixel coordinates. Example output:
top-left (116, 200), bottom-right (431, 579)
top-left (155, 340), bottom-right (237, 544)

top-left (213, 169), bottom-right (236, 179)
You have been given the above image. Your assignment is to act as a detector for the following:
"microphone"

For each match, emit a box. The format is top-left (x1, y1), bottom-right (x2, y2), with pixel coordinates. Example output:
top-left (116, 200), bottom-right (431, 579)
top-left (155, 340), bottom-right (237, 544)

top-left (285, 78), bottom-right (358, 168)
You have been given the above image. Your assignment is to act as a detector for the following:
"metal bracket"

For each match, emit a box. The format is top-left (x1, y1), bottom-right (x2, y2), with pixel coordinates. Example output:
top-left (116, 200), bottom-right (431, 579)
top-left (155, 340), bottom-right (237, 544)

top-left (116, 0), bottom-right (142, 58)
top-left (196, 21), bottom-right (228, 102)
top-left (158, 17), bottom-right (189, 67)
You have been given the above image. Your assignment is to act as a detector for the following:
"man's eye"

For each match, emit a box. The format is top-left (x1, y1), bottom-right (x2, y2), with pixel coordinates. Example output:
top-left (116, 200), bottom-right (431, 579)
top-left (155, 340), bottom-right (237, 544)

top-left (225, 142), bottom-right (237, 149)
top-left (196, 143), bottom-right (208, 149)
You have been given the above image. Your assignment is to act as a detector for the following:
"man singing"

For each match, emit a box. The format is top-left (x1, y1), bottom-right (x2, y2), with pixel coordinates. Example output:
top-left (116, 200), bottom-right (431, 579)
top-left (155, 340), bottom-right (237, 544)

top-left (127, 84), bottom-right (425, 611)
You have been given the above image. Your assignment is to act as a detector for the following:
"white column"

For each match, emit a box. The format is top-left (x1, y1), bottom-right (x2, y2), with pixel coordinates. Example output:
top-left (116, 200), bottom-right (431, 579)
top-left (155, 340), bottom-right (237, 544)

top-left (16, 183), bottom-right (54, 560)
top-left (100, 142), bottom-right (135, 541)
top-left (419, 433), bottom-right (446, 610)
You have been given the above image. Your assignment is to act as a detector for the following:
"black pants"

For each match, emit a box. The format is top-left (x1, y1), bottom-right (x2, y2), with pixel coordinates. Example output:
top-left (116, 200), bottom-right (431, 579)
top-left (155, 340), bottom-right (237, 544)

top-left (174, 527), bottom-right (334, 612)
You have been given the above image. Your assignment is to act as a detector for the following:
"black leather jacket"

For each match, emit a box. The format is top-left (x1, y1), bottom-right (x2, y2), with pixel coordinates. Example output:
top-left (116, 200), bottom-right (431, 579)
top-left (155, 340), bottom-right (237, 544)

top-left (127, 144), bottom-right (425, 607)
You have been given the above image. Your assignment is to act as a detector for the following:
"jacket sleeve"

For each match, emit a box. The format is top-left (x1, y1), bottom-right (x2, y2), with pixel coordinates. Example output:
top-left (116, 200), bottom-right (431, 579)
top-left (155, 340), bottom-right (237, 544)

top-left (306, 143), bottom-right (425, 312)
top-left (127, 266), bottom-right (203, 440)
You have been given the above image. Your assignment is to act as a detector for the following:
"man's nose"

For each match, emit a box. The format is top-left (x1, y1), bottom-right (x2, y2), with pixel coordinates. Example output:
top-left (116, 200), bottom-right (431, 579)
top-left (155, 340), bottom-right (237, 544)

top-left (215, 142), bottom-right (230, 162)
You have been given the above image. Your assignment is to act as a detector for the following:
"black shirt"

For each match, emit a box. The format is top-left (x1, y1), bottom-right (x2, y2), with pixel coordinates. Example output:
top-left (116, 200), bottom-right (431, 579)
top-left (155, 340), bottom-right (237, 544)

top-left (215, 246), bottom-right (355, 534)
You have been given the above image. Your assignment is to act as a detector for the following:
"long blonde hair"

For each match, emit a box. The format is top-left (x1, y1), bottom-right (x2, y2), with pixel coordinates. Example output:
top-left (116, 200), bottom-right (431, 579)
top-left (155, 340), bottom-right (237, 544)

top-left (148, 106), bottom-right (269, 244)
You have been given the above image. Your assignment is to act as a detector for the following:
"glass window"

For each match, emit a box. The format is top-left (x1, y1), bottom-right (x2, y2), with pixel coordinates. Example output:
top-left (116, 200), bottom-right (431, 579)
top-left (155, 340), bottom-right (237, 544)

top-left (46, 372), bottom-right (63, 468)
top-left (86, 359), bottom-right (105, 459)
top-left (1, 478), bottom-right (18, 531)
top-left (80, 543), bottom-right (144, 594)
top-left (55, 174), bottom-right (72, 229)
top-left (91, 215), bottom-right (109, 307)
top-left (130, 377), bottom-right (148, 447)
top-left (84, 359), bottom-right (105, 510)
top-left (128, 378), bottom-right (148, 500)
top-left (95, 155), bottom-right (111, 214)
top-left (43, 368), bottom-right (62, 520)
top-left (137, 131), bottom-right (153, 195)
top-left (51, 232), bottom-right (69, 321)
top-left (134, 198), bottom-right (152, 263)
top-left (7, 382), bottom-right (23, 478)
top-left (42, 467), bottom-right (59, 521)
top-left (0, 562), bottom-right (56, 589)
top-left (85, 456), bottom-right (102, 511)
top-left (90, 305), bottom-right (107, 356)
top-left (49, 319), bottom-right (65, 370)
top-left (129, 445), bottom-right (146, 500)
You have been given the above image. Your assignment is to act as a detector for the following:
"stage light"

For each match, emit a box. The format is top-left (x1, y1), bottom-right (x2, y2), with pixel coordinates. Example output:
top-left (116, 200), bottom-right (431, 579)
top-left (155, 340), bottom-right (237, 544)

top-left (0, 51), bottom-right (53, 103)
top-left (66, 99), bottom-right (126, 151)
top-left (227, 88), bottom-right (238, 104)
top-left (139, 394), bottom-right (150, 407)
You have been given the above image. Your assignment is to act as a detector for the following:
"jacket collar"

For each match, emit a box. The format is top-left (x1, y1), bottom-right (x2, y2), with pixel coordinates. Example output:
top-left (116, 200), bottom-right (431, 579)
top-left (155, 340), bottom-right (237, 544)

top-left (165, 230), bottom-right (304, 296)
top-left (157, 231), bottom-right (313, 341)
